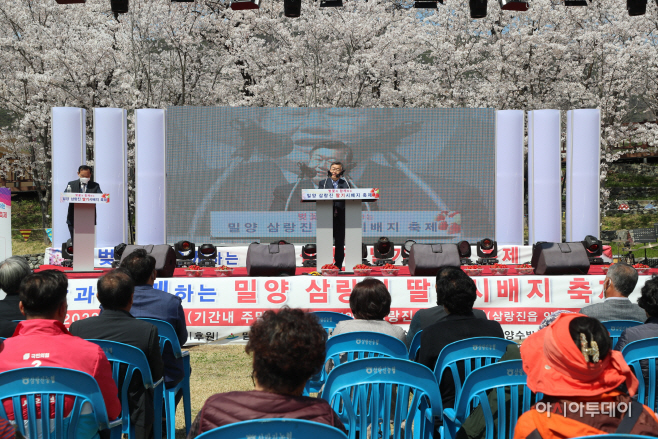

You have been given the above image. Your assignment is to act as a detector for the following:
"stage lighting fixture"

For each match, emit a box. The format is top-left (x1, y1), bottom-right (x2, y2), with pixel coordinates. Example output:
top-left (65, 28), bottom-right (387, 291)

top-left (499, 0), bottom-right (529, 10)
top-left (361, 243), bottom-right (371, 266)
top-left (61, 240), bottom-right (73, 268)
top-left (582, 235), bottom-right (604, 265)
top-left (284, 0), bottom-right (302, 17)
top-left (476, 238), bottom-right (498, 265)
top-left (401, 240), bottom-right (416, 266)
top-left (174, 240), bottom-right (196, 268)
top-left (564, 0), bottom-right (588, 5)
top-left (373, 237), bottom-right (395, 266)
top-left (198, 244), bottom-right (218, 267)
top-left (230, 0), bottom-right (261, 9)
top-left (457, 240), bottom-right (474, 266)
top-left (272, 239), bottom-right (291, 245)
top-left (112, 243), bottom-right (127, 268)
top-left (320, 0), bottom-right (343, 6)
top-left (470, 0), bottom-right (487, 18)
top-left (627, 0), bottom-right (647, 15)
top-left (302, 244), bottom-right (317, 268)
top-left (110, 0), bottom-right (129, 14)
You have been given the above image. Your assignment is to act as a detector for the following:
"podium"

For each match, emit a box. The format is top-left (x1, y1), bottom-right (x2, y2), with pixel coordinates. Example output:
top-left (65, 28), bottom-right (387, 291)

top-left (60, 193), bottom-right (110, 272)
top-left (302, 188), bottom-right (379, 272)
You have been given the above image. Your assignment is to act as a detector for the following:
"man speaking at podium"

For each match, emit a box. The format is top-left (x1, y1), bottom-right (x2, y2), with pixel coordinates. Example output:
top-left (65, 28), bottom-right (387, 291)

top-left (65, 165), bottom-right (102, 240)
top-left (319, 161), bottom-right (349, 270)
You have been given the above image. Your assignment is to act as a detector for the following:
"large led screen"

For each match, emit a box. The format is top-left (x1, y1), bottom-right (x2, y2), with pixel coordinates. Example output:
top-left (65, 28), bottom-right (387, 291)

top-left (166, 107), bottom-right (495, 244)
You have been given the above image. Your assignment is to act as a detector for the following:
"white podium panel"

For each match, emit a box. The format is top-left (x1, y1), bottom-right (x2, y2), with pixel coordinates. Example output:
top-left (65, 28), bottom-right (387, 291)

top-left (61, 193), bottom-right (110, 272)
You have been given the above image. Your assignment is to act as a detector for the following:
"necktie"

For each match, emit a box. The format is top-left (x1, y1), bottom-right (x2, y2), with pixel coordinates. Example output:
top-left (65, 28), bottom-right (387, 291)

top-left (332, 180), bottom-right (338, 189)
top-left (82, 184), bottom-right (86, 193)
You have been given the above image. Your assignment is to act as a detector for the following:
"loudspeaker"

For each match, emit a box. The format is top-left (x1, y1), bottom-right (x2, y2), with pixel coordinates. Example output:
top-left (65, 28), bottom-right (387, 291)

top-left (531, 242), bottom-right (590, 275)
top-left (120, 244), bottom-right (177, 278)
top-left (246, 243), bottom-right (296, 276)
top-left (408, 244), bottom-right (460, 276)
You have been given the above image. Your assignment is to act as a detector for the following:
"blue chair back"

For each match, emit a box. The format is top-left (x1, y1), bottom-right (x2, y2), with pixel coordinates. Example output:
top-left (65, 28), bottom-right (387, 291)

top-left (321, 357), bottom-right (442, 439)
top-left (434, 337), bottom-right (516, 405)
top-left (306, 331), bottom-right (408, 394)
top-left (621, 337), bottom-right (658, 412)
top-left (603, 320), bottom-right (643, 347)
top-left (441, 360), bottom-right (540, 439)
top-left (195, 418), bottom-right (348, 439)
top-left (313, 311), bottom-right (354, 333)
top-left (0, 367), bottom-right (120, 439)
top-left (408, 330), bottom-right (422, 361)
top-left (87, 339), bottom-right (164, 439)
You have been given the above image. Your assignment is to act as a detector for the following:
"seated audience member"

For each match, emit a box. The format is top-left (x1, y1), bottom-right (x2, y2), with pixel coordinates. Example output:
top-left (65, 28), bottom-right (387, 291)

top-left (0, 270), bottom-right (120, 438)
top-left (0, 418), bottom-right (18, 439)
top-left (407, 266), bottom-right (488, 348)
top-left (186, 307), bottom-right (346, 438)
top-left (0, 256), bottom-right (31, 337)
top-left (514, 313), bottom-right (658, 439)
top-left (331, 278), bottom-right (406, 343)
top-left (579, 262), bottom-right (645, 322)
top-left (417, 268), bottom-right (504, 409)
top-left (120, 249), bottom-right (187, 390)
top-left (69, 269), bottom-right (164, 439)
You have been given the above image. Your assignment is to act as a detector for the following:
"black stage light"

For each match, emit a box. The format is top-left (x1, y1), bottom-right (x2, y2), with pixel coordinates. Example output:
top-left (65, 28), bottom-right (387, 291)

top-left (110, 0), bottom-right (129, 14)
top-left (582, 235), bottom-right (604, 265)
top-left (320, 0), bottom-right (343, 6)
top-left (476, 238), bottom-right (499, 265)
top-left (61, 239), bottom-right (74, 268)
top-left (499, 0), bottom-right (529, 10)
top-left (470, 0), bottom-right (487, 18)
top-left (174, 240), bottom-right (196, 268)
top-left (361, 243), bottom-right (371, 266)
top-left (284, 0), bottom-right (301, 17)
top-left (401, 240), bottom-right (416, 266)
top-left (564, 0), bottom-right (588, 5)
top-left (112, 243), bottom-right (127, 268)
top-left (457, 240), bottom-right (474, 266)
top-left (302, 244), bottom-right (317, 268)
top-left (230, 0), bottom-right (261, 9)
top-left (374, 237), bottom-right (395, 266)
top-left (627, 0), bottom-right (647, 15)
top-left (198, 244), bottom-right (218, 268)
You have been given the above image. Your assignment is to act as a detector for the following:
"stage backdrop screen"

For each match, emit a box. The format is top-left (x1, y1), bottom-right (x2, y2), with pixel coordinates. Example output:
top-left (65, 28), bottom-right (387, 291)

top-left (166, 107), bottom-right (495, 244)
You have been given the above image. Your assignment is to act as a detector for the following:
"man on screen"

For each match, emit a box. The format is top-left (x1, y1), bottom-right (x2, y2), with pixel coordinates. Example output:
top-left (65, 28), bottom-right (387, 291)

top-left (65, 165), bottom-right (102, 240)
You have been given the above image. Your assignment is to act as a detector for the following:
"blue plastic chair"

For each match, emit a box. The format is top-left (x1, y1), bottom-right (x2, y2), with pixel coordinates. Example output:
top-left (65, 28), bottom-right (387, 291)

top-left (621, 337), bottom-right (658, 412)
top-left (306, 331), bottom-right (408, 394)
top-left (603, 320), bottom-right (643, 347)
top-left (88, 339), bottom-right (164, 439)
top-left (321, 357), bottom-right (442, 439)
top-left (408, 330), bottom-right (422, 361)
top-left (312, 311), bottom-right (354, 334)
top-left (0, 367), bottom-right (122, 439)
top-left (434, 337), bottom-right (517, 407)
top-left (139, 318), bottom-right (192, 439)
top-left (442, 360), bottom-right (540, 439)
top-left (195, 418), bottom-right (348, 439)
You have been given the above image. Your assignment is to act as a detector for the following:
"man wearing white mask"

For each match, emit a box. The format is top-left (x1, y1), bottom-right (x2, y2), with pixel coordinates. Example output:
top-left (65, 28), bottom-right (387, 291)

top-left (65, 165), bottom-right (102, 240)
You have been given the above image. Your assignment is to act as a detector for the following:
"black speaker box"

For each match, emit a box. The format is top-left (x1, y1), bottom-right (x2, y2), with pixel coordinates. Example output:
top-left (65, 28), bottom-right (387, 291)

top-left (120, 244), bottom-right (177, 278)
top-left (408, 244), bottom-right (460, 276)
top-left (531, 242), bottom-right (590, 275)
top-left (246, 243), bottom-right (296, 276)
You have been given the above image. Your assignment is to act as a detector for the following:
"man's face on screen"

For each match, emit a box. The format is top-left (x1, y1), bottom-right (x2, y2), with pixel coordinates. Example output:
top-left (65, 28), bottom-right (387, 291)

top-left (308, 147), bottom-right (348, 184)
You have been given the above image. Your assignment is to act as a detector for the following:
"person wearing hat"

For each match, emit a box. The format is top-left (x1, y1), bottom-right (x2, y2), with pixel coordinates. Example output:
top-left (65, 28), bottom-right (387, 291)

top-left (514, 313), bottom-right (658, 439)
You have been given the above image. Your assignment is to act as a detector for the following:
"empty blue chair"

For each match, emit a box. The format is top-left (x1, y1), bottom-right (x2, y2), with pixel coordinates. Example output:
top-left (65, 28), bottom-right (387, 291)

top-left (88, 339), bottom-right (164, 439)
top-left (434, 337), bottom-right (516, 406)
top-left (139, 318), bottom-right (192, 439)
top-left (408, 330), bottom-right (422, 361)
top-left (195, 418), bottom-right (348, 439)
top-left (442, 360), bottom-right (540, 439)
top-left (321, 357), bottom-right (442, 439)
top-left (0, 367), bottom-right (122, 439)
top-left (621, 337), bottom-right (658, 412)
top-left (603, 320), bottom-right (643, 347)
top-left (313, 311), bottom-right (354, 334)
top-left (306, 331), bottom-right (408, 394)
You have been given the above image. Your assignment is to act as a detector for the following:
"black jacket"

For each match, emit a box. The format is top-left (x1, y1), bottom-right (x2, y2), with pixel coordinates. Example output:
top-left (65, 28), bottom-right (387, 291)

top-left (0, 295), bottom-right (24, 338)
top-left (65, 179), bottom-right (102, 225)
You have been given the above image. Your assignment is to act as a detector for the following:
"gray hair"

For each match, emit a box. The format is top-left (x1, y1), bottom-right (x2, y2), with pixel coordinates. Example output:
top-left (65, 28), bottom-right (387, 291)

top-left (607, 263), bottom-right (639, 297)
top-left (0, 256), bottom-right (32, 296)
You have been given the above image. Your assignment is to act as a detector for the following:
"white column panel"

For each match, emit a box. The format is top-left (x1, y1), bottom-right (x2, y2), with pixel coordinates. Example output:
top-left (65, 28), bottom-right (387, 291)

top-left (135, 109), bottom-right (166, 245)
top-left (52, 107), bottom-right (86, 247)
top-left (495, 110), bottom-right (525, 245)
top-left (566, 109), bottom-right (601, 241)
top-left (527, 110), bottom-right (562, 244)
top-left (94, 108), bottom-right (129, 247)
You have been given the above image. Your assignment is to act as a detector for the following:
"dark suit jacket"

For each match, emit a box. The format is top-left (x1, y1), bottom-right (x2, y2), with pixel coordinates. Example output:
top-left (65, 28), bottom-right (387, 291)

top-left (65, 179), bottom-right (102, 225)
top-left (0, 295), bottom-right (24, 338)
top-left (406, 306), bottom-right (488, 349)
top-left (579, 298), bottom-right (647, 323)
top-left (69, 309), bottom-right (164, 434)
top-left (418, 313), bottom-right (505, 409)
top-left (318, 177), bottom-right (349, 211)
